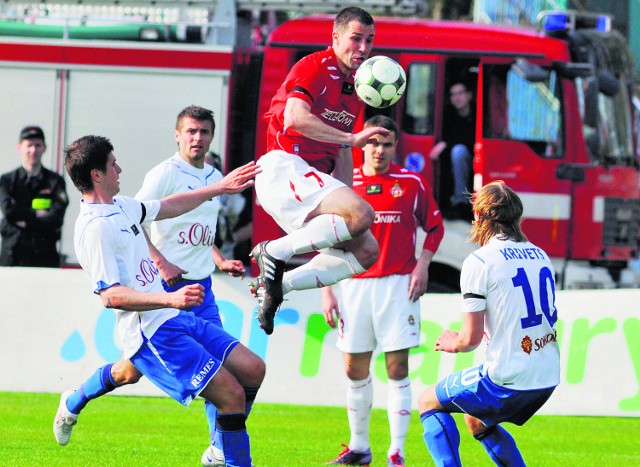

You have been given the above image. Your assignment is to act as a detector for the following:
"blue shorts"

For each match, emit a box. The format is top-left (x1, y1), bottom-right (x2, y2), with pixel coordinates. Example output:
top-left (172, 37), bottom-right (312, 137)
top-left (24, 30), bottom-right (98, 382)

top-left (435, 364), bottom-right (556, 426)
top-left (131, 311), bottom-right (239, 406)
top-left (163, 276), bottom-right (222, 328)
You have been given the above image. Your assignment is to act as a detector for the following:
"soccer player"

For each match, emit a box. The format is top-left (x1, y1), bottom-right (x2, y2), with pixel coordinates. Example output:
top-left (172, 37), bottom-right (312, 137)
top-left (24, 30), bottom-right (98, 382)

top-left (134, 106), bottom-right (248, 466)
top-left (55, 135), bottom-right (263, 467)
top-left (323, 115), bottom-right (443, 467)
top-left (418, 180), bottom-right (560, 466)
top-left (251, 6), bottom-right (390, 335)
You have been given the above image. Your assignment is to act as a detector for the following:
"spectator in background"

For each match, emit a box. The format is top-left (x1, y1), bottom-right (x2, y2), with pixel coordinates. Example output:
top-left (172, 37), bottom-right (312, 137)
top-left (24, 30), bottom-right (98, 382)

top-left (429, 82), bottom-right (475, 221)
top-left (0, 126), bottom-right (68, 267)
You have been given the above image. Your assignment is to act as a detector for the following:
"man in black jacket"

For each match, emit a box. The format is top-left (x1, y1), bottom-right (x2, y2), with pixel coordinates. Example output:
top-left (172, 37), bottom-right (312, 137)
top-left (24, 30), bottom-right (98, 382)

top-left (0, 126), bottom-right (68, 267)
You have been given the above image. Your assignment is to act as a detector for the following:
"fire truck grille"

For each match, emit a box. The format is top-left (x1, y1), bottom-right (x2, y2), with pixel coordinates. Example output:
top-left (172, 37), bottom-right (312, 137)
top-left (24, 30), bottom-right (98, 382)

top-left (602, 197), bottom-right (640, 247)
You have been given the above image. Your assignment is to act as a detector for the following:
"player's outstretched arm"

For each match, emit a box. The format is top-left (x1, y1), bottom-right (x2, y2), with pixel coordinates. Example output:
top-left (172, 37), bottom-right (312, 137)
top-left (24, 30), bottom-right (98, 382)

top-left (156, 161), bottom-right (260, 220)
top-left (99, 283), bottom-right (204, 311)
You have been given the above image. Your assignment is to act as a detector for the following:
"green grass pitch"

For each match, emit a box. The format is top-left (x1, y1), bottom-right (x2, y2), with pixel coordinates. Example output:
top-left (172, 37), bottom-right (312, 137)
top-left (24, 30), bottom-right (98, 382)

top-left (2, 392), bottom-right (638, 466)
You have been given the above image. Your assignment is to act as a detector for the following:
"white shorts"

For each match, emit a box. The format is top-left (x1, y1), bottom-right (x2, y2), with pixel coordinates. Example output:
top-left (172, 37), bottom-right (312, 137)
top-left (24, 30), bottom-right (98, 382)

top-left (333, 274), bottom-right (421, 354)
top-left (255, 150), bottom-right (346, 233)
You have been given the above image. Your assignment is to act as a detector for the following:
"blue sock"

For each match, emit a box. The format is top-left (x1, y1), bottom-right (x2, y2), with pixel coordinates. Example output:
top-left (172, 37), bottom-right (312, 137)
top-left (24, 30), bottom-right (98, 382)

top-left (215, 413), bottom-right (251, 467)
top-left (66, 364), bottom-right (116, 414)
top-left (208, 387), bottom-right (258, 447)
top-left (475, 425), bottom-right (525, 467)
top-left (420, 410), bottom-right (462, 467)
top-left (244, 386), bottom-right (259, 416)
top-left (205, 401), bottom-right (218, 444)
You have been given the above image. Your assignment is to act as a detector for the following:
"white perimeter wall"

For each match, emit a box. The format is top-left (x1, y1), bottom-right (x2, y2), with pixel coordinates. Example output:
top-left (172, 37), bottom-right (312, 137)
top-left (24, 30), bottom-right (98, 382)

top-left (1, 267), bottom-right (639, 417)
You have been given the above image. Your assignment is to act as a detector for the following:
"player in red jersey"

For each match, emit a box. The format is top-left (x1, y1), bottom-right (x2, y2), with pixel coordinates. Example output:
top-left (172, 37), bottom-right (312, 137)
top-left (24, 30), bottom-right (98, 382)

top-left (251, 7), bottom-right (390, 335)
top-left (323, 115), bottom-right (444, 467)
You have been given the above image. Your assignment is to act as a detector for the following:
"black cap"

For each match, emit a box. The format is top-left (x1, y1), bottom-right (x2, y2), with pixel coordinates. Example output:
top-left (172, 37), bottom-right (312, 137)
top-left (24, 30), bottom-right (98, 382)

top-left (19, 126), bottom-right (45, 142)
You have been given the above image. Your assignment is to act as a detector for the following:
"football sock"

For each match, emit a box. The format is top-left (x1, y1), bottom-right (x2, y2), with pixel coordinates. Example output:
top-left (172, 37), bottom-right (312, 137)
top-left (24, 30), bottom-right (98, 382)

top-left (475, 425), bottom-right (525, 467)
top-left (347, 374), bottom-right (373, 452)
top-left (282, 248), bottom-right (366, 293)
top-left (207, 386), bottom-right (258, 445)
top-left (205, 401), bottom-right (217, 443)
top-left (387, 377), bottom-right (411, 457)
top-left (215, 413), bottom-right (252, 467)
top-left (420, 410), bottom-right (462, 467)
top-left (244, 386), bottom-right (259, 416)
top-left (266, 214), bottom-right (352, 261)
top-left (66, 364), bottom-right (117, 414)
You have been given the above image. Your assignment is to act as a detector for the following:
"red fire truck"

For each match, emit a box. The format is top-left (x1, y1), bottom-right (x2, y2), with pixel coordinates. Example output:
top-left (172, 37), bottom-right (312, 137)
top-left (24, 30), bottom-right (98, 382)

top-left (0, 3), bottom-right (637, 290)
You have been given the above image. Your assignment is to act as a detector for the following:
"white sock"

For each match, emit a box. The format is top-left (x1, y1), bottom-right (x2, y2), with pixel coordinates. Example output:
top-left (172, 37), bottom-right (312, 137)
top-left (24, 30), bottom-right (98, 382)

top-left (347, 374), bottom-right (373, 452)
top-left (282, 248), bottom-right (366, 293)
top-left (266, 214), bottom-right (352, 261)
top-left (387, 377), bottom-right (411, 457)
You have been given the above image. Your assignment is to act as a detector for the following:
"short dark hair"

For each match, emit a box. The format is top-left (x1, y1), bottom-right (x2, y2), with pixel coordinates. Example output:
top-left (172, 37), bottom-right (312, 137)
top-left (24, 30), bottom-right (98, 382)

top-left (65, 135), bottom-right (114, 193)
top-left (364, 114), bottom-right (398, 138)
top-left (334, 7), bottom-right (374, 32)
top-left (175, 105), bottom-right (215, 132)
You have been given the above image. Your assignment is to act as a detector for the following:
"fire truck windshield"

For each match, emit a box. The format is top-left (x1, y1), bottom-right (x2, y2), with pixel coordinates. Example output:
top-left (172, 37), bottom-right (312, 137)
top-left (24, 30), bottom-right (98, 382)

top-left (483, 64), bottom-right (563, 158)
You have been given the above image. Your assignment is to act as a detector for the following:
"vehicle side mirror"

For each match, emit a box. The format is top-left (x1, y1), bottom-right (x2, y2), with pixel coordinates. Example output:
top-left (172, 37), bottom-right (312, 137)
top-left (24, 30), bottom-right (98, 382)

top-left (597, 70), bottom-right (620, 97)
top-left (583, 76), bottom-right (599, 128)
top-left (512, 58), bottom-right (549, 83)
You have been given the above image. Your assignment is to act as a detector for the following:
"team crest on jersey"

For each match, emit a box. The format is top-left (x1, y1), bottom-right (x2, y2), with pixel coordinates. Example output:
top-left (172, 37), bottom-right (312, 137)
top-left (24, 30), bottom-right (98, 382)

top-left (131, 224), bottom-right (140, 236)
top-left (341, 82), bottom-right (354, 95)
top-left (390, 181), bottom-right (404, 198)
top-left (366, 184), bottom-right (382, 195)
top-left (292, 144), bottom-right (300, 155)
top-left (408, 314), bottom-right (415, 326)
top-left (521, 335), bottom-right (532, 354)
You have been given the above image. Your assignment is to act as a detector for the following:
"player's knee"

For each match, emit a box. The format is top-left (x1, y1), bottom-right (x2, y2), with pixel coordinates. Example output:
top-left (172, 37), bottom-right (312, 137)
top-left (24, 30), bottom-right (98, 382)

top-left (358, 238), bottom-right (379, 270)
top-left (387, 363), bottom-right (409, 380)
top-left (112, 365), bottom-right (142, 386)
top-left (417, 387), bottom-right (438, 413)
top-left (345, 367), bottom-right (369, 381)
top-left (247, 356), bottom-right (266, 387)
top-left (348, 198), bottom-right (375, 235)
top-left (465, 414), bottom-right (488, 437)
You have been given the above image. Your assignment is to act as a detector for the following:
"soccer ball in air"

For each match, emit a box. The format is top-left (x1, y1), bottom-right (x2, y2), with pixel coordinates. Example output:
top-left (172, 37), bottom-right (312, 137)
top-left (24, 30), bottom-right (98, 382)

top-left (355, 56), bottom-right (407, 108)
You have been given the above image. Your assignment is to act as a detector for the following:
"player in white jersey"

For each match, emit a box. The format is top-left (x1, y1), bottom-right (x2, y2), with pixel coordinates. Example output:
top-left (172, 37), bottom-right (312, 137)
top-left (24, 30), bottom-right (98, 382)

top-left (418, 181), bottom-right (560, 467)
top-left (135, 106), bottom-right (249, 466)
top-left (54, 135), bottom-right (263, 467)
top-left (323, 116), bottom-right (443, 467)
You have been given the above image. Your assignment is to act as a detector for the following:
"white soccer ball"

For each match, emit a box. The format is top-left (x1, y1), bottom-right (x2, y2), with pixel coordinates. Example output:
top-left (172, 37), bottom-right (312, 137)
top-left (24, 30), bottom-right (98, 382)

top-left (355, 56), bottom-right (407, 109)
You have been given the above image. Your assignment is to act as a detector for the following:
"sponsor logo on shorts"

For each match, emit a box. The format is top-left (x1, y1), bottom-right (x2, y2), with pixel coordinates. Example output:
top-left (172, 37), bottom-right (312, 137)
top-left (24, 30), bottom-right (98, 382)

top-left (190, 358), bottom-right (216, 388)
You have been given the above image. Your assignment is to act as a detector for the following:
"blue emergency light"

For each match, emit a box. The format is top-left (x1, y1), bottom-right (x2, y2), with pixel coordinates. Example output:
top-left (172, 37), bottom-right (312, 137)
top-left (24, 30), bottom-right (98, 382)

top-left (540, 11), bottom-right (611, 33)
